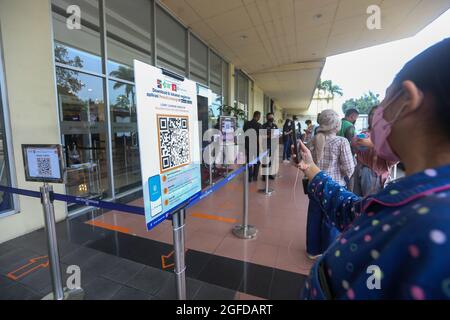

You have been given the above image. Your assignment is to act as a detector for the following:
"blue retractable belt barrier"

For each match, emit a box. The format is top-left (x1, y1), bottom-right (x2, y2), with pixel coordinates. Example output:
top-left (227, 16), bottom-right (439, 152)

top-left (0, 150), bottom-right (270, 216)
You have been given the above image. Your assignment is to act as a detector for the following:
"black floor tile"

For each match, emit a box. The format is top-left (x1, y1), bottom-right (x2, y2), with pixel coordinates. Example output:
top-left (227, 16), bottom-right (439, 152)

top-left (81, 252), bottom-right (122, 277)
top-left (62, 220), bottom-right (113, 246)
top-left (0, 248), bottom-right (43, 275)
top-left (60, 246), bottom-right (101, 267)
top-left (0, 243), bottom-right (20, 257)
top-left (185, 250), bottom-right (213, 279)
top-left (102, 258), bottom-right (146, 284)
top-left (0, 282), bottom-right (41, 300)
top-left (17, 267), bottom-right (52, 295)
top-left (197, 255), bottom-right (244, 291)
top-left (6, 230), bottom-right (48, 255)
top-left (126, 266), bottom-right (172, 296)
top-left (83, 277), bottom-right (122, 300)
top-left (269, 269), bottom-right (306, 300)
top-left (111, 285), bottom-right (152, 300)
top-left (88, 232), bottom-right (172, 270)
top-left (154, 274), bottom-right (203, 300)
top-left (238, 263), bottom-right (274, 299)
top-left (0, 275), bottom-right (15, 290)
top-left (194, 282), bottom-right (236, 300)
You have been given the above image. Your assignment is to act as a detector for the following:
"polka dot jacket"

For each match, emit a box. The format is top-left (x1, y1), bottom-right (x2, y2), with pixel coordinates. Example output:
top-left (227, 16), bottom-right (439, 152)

top-left (302, 164), bottom-right (450, 300)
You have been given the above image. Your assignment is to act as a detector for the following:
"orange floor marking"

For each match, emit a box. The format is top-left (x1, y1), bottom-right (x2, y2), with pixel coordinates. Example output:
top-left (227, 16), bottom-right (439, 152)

top-left (161, 250), bottom-right (175, 270)
top-left (86, 219), bottom-right (130, 234)
top-left (191, 212), bottom-right (237, 224)
top-left (7, 256), bottom-right (49, 281)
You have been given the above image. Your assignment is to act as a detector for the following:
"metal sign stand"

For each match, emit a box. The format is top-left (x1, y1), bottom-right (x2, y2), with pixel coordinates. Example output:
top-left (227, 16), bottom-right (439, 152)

top-left (40, 183), bottom-right (84, 300)
top-left (172, 209), bottom-right (187, 300)
top-left (233, 165), bottom-right (257, 239)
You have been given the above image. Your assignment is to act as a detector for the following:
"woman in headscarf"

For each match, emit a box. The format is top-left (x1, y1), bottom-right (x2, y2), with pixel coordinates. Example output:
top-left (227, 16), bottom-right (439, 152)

top-left (306, 109), bottom-right (355, 259)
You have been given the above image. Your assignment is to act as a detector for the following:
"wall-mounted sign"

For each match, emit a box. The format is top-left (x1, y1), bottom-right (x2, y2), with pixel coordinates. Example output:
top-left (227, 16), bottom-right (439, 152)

top-left (134, 60), bottom-right (202, 231)
top-left (22, 144), bottom-right (65, 183)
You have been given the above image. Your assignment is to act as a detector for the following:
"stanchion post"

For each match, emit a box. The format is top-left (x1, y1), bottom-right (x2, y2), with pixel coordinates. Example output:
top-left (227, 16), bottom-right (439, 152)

top-left (172, 209), bottom-right (187, 300)
top-left (40, 183), bottom-right (64, 300)
top-left (232, 164), bottom-right (257, 239)
top-left (258, 154), bottom-right (274, 196)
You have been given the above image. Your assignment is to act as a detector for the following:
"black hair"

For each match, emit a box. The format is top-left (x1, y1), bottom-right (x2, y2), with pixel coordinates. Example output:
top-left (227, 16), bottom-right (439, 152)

top-left (293, 115), bottom-right (298, 120)
top-left (394, 37), bottom-right (450, 139)
top-left (253, 111), bottom-right (261, 118)
top-left (267, 112), bottom-right (274, 118)
top-left (345, 108), bottom-right (359, 117)
top-left (305, 120), bottom-right (312, 125)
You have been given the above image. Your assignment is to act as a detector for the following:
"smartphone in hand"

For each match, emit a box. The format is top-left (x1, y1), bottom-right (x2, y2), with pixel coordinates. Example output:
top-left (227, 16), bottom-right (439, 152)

top-left (291, 122), bottom-right (301, 164)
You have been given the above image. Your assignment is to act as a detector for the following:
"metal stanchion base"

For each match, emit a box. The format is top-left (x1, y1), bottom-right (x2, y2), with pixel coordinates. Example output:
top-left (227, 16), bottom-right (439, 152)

top-left (258, 188), bottom-right (274, 196)
top-left (232, 225), bottom-right (258, 239)
top-left (42, 287), bottom-right (84, 300)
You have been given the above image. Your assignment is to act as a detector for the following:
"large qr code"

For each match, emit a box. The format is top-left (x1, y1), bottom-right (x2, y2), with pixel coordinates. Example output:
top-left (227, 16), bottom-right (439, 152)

top-left (158, 115), bottom-right (190, 172)
top-left (37, 157), bottom-right (53, 177)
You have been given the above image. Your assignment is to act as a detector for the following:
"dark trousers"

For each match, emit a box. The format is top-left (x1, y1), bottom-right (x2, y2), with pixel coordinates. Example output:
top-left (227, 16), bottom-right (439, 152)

top-left (248, 162), bottom-right (260, 181)
top-left (306, 196), bottom-right (340, 256)
top-left (283, 137), bottom-right (292, 160)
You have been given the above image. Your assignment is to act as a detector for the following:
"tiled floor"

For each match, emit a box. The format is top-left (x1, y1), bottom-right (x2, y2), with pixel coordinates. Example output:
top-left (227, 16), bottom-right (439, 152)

top-left (89, 161), bottom-right (314, 276)
top-left (0, 160), bottom-right (311, 300)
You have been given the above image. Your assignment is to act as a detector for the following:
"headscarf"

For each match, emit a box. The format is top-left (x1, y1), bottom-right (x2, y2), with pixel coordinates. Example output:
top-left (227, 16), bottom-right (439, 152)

top-left (313, 109), bottom-right (341, 162)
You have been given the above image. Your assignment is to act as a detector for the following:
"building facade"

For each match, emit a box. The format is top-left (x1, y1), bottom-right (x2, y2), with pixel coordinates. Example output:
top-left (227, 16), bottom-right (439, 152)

top-left (0, 0), bottom-right (278, 243)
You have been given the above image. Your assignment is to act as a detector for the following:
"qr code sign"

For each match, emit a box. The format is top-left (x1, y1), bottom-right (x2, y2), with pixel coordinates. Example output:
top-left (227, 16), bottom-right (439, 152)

top-left (158, 115), bottom-right (190, 172)
top-left (37, 157), bottom-right (53, 177)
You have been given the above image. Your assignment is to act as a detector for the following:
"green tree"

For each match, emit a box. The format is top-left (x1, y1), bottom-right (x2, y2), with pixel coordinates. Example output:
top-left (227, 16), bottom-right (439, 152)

top-left (342, 91), bottom-right (380, 115)
top-left (54, 44), bottom-right (85, 95)
top-left (110, 66), bottom-right (135, 111)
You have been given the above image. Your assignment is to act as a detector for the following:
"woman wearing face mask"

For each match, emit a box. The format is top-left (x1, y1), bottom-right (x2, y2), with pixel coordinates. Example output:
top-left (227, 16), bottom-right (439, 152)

top-left (351, 106), bottom-right (398, 197)
top-left (294, 38), bottom-right (450, 299)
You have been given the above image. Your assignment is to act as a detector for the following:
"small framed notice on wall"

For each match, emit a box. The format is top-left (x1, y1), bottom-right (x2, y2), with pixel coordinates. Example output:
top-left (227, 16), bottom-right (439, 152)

top-left (22, 144), bottom-right (65, 183)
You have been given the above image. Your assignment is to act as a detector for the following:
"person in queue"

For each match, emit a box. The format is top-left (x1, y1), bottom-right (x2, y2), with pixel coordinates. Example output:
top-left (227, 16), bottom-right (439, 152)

top-left (243, 111), bottom-right (262, 182)
top-left (352, 106), bottom-right (397, 197)
top-left (339, 108), bottom-right (360, 148)
top-left (262, 113), bottom-right (278, 180)
top-left (293, 38), bottom-right (450, 299)
top-left (305, 109), bottom-right (355, 259)
top-left (282, 118), bottom-right (293, 163)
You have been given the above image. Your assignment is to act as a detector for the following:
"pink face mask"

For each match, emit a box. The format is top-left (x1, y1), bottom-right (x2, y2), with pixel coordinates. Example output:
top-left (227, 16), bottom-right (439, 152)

top-left (370, 90), bottom-right (406, 162)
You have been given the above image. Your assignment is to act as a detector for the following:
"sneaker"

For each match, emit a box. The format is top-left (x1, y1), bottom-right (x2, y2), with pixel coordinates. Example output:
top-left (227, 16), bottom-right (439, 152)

top-left (283, 159), bottom-right (290, 164)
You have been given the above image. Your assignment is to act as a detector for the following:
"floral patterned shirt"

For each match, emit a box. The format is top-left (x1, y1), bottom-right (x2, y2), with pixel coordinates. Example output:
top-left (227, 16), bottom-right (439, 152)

top-left (302, 164), bottom-right (450, 300)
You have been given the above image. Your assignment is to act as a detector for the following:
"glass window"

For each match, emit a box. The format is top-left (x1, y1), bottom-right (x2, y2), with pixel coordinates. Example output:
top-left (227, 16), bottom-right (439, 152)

top-left (209, 51), bottom-right (222, 128)
top-left (236, 71), bottom-right (249, 127)
top-left (156, 5), bottom-right (186, 76)
top-left (222, 60), bottom-right (229, 105)
top-left (52, 0), bottom-right (103, 74)
top-left (105, 0), bottom-right (152, 82)
top-left (0, 50), bottom-right (13, 215)
top-left (56, 68), bottom-right (110, 204)
top-left (109, 80), bottom-right (141, 194)
top-left (189, 35), bottom-right (208, 85)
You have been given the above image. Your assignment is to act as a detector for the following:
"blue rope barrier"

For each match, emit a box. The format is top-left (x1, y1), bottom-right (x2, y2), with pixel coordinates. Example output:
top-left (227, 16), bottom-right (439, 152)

top-left (0, 150), bottom-right (270, 216)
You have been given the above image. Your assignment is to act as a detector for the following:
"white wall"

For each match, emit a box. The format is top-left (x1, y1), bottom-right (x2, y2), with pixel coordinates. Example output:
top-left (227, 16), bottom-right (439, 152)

top-left (0, 0), bottom-right (67, 243)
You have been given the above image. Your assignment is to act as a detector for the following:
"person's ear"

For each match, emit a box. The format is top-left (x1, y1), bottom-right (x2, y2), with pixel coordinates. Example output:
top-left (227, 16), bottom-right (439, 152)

top-left (402, 80), bottom-right (424, 112)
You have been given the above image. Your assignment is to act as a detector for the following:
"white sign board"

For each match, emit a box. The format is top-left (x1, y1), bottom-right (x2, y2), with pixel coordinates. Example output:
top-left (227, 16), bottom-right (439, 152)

top-left (134, 61), bottom-right (202, 230)
top-left (22, 144), bottom-right (65, 183)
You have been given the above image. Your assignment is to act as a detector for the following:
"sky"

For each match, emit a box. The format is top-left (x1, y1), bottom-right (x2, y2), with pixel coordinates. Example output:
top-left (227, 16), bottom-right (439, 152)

top-left (320, 8), bottom-right (450, 109)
